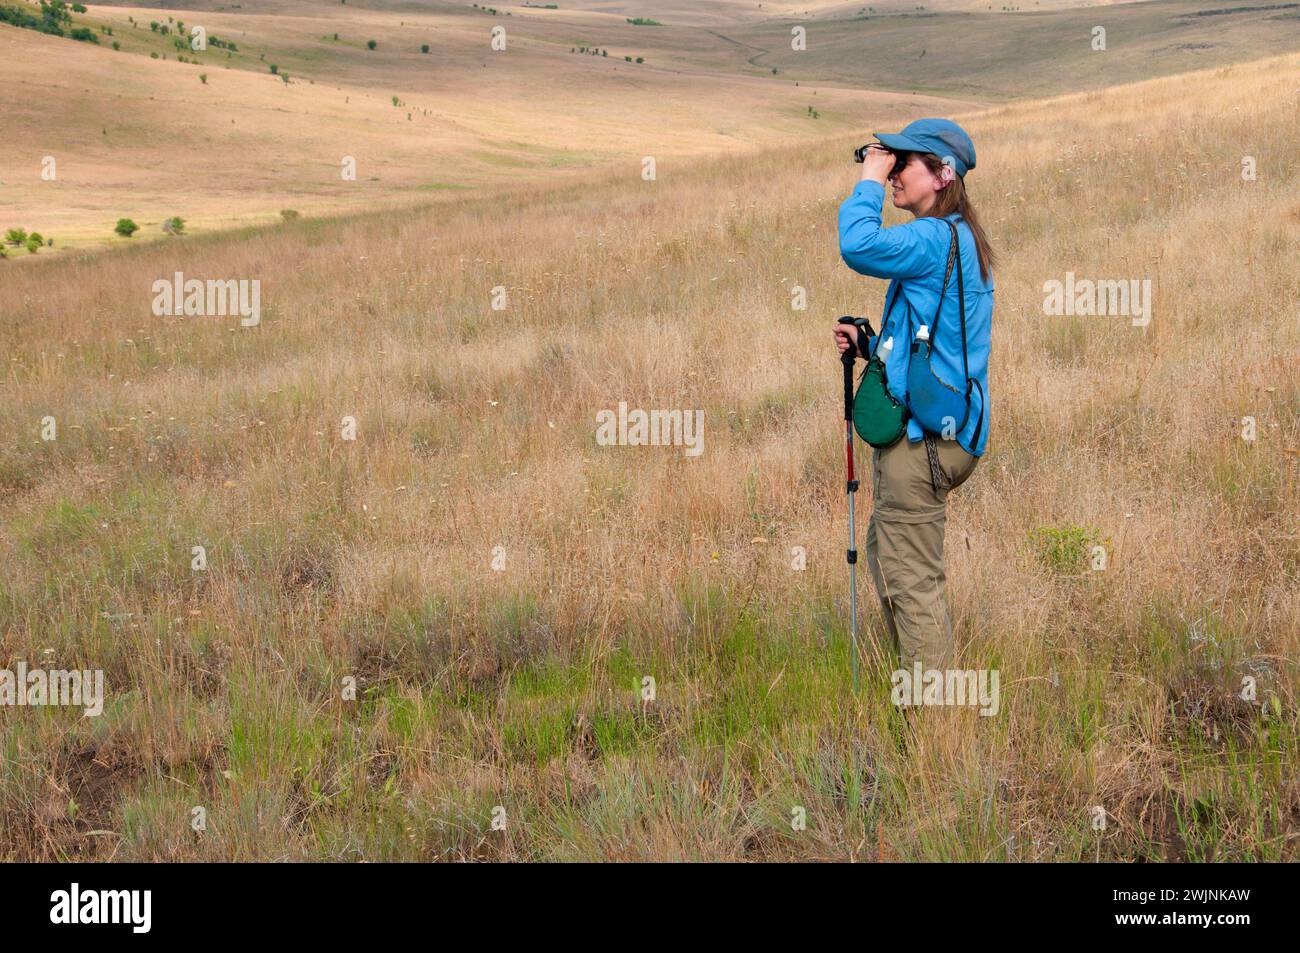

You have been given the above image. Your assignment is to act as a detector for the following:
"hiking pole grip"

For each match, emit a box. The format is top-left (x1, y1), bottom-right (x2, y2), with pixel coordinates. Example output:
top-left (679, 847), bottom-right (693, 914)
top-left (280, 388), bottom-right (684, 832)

top-left (837, 317), bottom-right (858, 423)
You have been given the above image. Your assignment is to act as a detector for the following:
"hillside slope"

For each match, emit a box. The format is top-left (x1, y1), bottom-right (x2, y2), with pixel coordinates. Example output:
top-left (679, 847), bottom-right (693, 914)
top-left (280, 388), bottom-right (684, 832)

top-left (0, 49), bottom-right (1296, 860)
top-left (3, 0), bottom-right (1298, 248)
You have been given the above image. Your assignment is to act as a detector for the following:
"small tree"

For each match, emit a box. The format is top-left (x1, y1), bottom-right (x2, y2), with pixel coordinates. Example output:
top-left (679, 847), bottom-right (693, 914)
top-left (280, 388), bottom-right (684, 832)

top-left (28, 232), bottom-right (43, 246)
top-left (25, 235), bottom-right (41, 254)
top-left (421, 43), bottom-right (429, 53)
top-left (367, 39), bottom-right (377, 50)
top-left (4, 228), bottom-right (27, 247)
top-left (269, 64), bottom-right (279, 74)
top-left (114, 218), bottom-right (139, 238)
top-left (199, 73), bottom-right (208, 84)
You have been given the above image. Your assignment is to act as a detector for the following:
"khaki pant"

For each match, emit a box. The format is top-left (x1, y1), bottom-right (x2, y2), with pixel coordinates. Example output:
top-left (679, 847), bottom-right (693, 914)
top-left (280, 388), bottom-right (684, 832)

top-left (864, 436), bottom-right (978, 671)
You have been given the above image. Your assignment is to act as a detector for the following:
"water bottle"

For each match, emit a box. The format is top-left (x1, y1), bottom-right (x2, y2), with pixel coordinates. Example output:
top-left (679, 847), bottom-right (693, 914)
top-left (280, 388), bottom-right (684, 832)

top-left (877, 335), bottom-right (894, 362)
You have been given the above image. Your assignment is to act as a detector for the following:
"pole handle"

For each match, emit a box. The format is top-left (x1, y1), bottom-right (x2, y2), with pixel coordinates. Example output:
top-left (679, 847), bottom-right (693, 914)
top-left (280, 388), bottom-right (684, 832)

top-left (837, 317), bottom-right (858, 423)
top-left (836, 316), bottom-right (860, 361)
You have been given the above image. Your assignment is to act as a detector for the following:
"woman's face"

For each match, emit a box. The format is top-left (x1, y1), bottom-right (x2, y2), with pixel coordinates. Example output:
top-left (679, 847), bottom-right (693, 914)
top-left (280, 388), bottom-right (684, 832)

top-left (889, 153), bottom-right (943, 215)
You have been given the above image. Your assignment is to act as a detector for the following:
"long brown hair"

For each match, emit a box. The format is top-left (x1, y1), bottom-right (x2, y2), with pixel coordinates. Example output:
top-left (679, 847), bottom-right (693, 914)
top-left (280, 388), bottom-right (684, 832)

top-left (915, 153), bottom-right (996, 284)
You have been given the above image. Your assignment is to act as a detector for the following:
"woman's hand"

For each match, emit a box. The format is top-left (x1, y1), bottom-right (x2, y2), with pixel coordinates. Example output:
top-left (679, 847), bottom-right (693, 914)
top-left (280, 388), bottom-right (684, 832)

top-left (859, 143), bottom-right (896, 185)
top-left (834, 321), bottom-right (858, 357)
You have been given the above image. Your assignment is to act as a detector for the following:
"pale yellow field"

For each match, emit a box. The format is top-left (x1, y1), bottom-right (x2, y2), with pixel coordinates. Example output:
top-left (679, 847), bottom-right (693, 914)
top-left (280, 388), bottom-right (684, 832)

top-left (0, 23), bottom-right (1296, 859)
top-left (6, 0), bottom-right (1298, 253)
top-left (0, 0), bottom-right (974, 248)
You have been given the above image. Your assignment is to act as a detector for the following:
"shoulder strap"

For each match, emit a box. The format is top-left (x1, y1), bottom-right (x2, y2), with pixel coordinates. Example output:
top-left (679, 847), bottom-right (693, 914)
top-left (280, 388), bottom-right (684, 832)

top-left (869, 280), bottom-right (905, 360)
top-left (932, 219), bottom-right (970, 386)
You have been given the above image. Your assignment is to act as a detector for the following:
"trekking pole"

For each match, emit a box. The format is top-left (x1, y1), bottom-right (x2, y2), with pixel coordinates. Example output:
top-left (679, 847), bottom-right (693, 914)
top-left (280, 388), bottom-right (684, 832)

top-left (836, 317), bottom-right (861, 693)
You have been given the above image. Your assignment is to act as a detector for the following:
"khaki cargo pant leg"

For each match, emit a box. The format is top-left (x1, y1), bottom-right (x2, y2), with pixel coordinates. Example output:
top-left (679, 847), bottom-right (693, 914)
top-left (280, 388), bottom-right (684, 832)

top-left (864, 436), bottom-right (978, 671)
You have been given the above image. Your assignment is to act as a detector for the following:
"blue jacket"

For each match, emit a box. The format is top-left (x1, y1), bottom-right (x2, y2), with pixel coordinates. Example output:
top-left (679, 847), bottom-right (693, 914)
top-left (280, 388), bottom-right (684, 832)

top-left (838, 179), bottom-right (993, 457)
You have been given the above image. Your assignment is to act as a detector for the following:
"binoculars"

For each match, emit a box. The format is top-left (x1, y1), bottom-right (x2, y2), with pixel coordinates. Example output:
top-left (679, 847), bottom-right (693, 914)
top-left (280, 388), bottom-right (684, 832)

top-left (854, 143), bottom-right (908, 178)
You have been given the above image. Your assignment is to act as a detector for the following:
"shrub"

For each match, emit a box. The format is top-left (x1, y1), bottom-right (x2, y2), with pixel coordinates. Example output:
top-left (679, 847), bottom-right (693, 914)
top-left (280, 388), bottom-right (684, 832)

top-left (367, 39), bottom-right (376, 50)
top-left (0, 0), bottom-right (76, 37)
top-left (114, 218), bottom-right (139, 238)
top-left (269, 64), bottom-right (278, 74)
top-left (420, 43), bottom-right (429, 53)
top-left (162, 217), bottom-right (185, 235)
top-left (27, 232), bottom-right (43, 246)
top-left (199, 73), bottom-right (207, 84)
top-left (280, 209), bottom-right (301, 222)
top-left (25, 236), bottom-right (41, 254)
top-left (1028, 525), bottom-right (1104, 574)
top-left (4, 228), bottom-right (27, 247)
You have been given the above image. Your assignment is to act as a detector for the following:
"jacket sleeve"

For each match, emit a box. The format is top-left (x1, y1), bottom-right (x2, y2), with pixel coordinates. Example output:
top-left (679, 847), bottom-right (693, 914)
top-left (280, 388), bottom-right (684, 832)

top-left (838, 180), bottom-right (943, 280)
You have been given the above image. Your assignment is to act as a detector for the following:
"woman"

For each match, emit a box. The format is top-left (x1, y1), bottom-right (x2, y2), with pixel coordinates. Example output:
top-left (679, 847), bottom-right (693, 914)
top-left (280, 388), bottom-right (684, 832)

top-left (833, 118), bottom-right (995, 674)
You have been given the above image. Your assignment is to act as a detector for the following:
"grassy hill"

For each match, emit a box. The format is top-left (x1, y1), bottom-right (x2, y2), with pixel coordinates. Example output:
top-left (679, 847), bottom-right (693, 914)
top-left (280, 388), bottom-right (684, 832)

top-left (718, 0), bottom-right (1300, 98)
top-left (0, 0), bottom-right (970, 248)
top-left (3, 0), bottom-right (1298, 250)
top-left (0, 32), bottom-right (1296, 859)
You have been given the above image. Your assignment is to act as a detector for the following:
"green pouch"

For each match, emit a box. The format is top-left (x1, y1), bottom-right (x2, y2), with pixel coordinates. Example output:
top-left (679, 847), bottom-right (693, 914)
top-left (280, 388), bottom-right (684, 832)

top-left (853, 354), bottom-right (908, 448)
top-left (850, 284), bottom-right (909, 448)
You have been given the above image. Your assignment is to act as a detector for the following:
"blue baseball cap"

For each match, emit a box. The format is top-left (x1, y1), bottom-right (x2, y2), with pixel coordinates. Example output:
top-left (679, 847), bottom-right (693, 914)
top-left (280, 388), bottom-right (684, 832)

top-left (873, 118), bottom-right (976, 177)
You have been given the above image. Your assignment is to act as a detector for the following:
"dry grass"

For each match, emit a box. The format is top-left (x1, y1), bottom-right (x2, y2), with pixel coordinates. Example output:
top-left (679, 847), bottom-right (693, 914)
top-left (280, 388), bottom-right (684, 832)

top-left (0, 47), bottom-right (1297, 860)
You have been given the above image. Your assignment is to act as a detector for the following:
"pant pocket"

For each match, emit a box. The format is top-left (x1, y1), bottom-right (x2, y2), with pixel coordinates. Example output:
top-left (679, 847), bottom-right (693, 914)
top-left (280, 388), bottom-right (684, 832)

top-left (874, 438), bottom-right (946, 523)
top-left (936, 440), bottom-right (978, 491)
